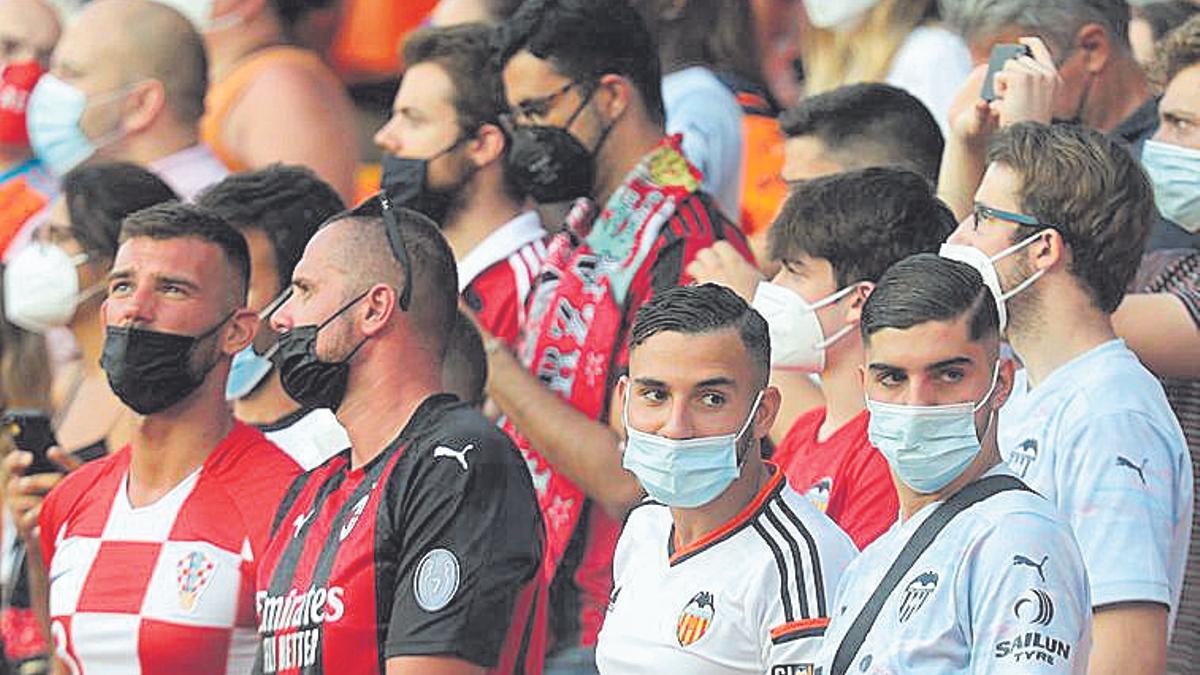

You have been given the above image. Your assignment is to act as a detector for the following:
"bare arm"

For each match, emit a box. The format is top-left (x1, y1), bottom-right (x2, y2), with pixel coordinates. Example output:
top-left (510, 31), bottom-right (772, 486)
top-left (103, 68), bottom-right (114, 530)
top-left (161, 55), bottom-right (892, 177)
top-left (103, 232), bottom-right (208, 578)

top-left (485, 343), bottom-right (642, 521)
top-left (1113, 293), bottom-right (1200, 379)
top-left (1088, 603), bottom-right (1168, 674)
top-left (224, 63), bottom-right (359, 202)
top-left (387, 656), bottom-right (485, 675)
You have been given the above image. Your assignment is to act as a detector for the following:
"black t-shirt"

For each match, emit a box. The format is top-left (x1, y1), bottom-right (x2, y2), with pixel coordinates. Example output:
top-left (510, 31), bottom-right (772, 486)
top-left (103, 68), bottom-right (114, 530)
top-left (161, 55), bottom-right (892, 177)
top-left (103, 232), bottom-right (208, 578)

top-left (253, 394), bottom-right (544, 674)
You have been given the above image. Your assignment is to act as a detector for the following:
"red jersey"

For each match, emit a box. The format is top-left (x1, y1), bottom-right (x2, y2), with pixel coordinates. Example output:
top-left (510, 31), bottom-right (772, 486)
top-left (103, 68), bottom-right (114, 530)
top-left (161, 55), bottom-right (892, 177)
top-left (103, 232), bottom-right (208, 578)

top-left (254, 394), bottom-right (544, 674)
top-left (770, 408), bottom-right (897, 549)
top-left (38, 422), bottom-right (301, 674)
top-left (459, 211), bottom-right (547, 347)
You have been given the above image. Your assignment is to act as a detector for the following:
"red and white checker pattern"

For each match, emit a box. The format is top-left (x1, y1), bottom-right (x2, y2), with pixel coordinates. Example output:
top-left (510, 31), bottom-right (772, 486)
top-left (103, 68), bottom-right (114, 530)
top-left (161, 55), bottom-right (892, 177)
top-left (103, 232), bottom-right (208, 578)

top-left (40, 425), bottom-right (299, 674)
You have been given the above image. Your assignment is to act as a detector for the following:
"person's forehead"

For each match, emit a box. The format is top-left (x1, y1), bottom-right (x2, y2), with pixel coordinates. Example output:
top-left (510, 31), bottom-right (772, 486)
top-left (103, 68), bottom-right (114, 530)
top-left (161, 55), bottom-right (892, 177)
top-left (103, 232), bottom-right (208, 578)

top-left (629, 329), bottom-right (753, 388)
top-left (967, 26), bottom-right (1058, 64)
top-left (0, 0), bottom-right (57, 53)
top-left (395, 62), bottom-right (458, 113)
top-left (1161, 64), bottom-right (1200, 118)
top-left (501, 49), bottom-right (568, 104)
top-left (975, 162), bottom-right (1024, 210)
top-left (51, 18), bottom-right (113, 76)
top-left (866, 316), bottom-right (987, 368)
top-left (113, 236), bottom-right (223, 283)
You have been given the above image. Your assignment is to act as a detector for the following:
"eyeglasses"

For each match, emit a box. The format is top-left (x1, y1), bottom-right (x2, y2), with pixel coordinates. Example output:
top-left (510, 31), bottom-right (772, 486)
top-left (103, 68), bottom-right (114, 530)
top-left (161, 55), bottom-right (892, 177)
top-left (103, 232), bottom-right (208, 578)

top-left (379, 192), bottom-right (414, 311)
top-left (972, 203), bottom-right (1070, 241)
top-left (504, 80), bottom-right (582, 125)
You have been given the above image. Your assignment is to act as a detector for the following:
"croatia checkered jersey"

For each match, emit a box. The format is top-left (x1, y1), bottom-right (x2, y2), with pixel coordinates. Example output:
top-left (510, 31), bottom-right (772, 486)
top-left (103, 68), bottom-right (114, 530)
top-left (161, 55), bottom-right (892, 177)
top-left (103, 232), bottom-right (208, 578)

top-left (596, 468), bottom-right (857, 675)
top-left (38, 422), bottom-right (301, 674)
top-left (254, 394), bottom-right (544, 675)
top-left (459, 211), bottom-right (547, 347)
top-left (816, 466), bottom-right (1092, 674)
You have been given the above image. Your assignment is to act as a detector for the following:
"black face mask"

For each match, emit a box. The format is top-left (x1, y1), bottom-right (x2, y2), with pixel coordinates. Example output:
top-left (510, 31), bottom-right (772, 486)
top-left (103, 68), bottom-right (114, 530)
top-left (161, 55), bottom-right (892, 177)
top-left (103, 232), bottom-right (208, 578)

top-left (380, 137), bottom-right (469, 227)
top-left (506, 88), bottom-right (610, 204)
top-left (100, 313), bottom-right (233, 415)
top-left (271, 291), bottom-right (369, 412)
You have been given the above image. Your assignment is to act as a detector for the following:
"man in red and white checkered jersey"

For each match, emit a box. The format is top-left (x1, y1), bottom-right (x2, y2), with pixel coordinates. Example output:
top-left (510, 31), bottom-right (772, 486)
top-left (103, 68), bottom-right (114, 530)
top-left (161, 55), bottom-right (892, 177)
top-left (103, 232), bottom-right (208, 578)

top-left (374, 23), bottom-right (548, 348)
top-left (37, 202), bottom-right (301, 674)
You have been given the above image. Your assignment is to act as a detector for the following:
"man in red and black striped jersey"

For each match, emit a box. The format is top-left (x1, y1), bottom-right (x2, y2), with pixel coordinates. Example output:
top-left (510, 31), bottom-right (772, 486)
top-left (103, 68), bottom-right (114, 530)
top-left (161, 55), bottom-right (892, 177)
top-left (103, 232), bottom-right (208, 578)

top-left (485, 2), bottom-right (754, 671)
top-left (374, 23), bottom-right (546, 348)
top-left (257, 199), bottom-right (544, 675)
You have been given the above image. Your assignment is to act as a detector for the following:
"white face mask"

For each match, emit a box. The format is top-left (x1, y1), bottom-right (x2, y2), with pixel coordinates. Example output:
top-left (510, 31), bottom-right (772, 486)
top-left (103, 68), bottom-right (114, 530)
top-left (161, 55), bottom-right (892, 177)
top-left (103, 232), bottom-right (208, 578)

top-left (939, 231), bottom-right (1048, 332)
top-left (3, 242), bottom-right (96, 333)
top-left (751, 281), bottom-right (858, 373)
top-left (802, 0), bottom-right (880, 29)
top-left (150, 0), bottom-right (242, 32)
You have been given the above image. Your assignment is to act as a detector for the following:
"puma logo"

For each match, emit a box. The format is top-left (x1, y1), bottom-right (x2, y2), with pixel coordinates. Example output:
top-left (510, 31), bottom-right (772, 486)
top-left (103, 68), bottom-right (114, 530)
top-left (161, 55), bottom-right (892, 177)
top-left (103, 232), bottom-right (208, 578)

top-left (292, 510), bottom-right (313, 538)
top-left (433, 444), bottom-right (476, 471)
top-left (1013, 554), bottom-right (1049, 582)
top-left (1116, 456), bottom-right (1148, 485)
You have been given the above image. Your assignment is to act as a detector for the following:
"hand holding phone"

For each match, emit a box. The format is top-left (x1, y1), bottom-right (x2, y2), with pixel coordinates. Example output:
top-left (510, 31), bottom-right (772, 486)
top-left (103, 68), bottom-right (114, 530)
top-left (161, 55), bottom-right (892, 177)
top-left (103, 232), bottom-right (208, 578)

top-left (981, 44), bottom-right (1032, 101)
top-left (2, 409), bottom-right (62, 475)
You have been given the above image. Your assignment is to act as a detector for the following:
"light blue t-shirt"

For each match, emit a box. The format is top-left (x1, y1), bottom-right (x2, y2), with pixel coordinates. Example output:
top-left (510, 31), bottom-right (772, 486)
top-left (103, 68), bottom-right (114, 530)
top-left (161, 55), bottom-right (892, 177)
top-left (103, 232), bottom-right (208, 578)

top-left (999, 339), bottom-right (1192, 628)
top-left (662, 66), bottom-right (743, 222)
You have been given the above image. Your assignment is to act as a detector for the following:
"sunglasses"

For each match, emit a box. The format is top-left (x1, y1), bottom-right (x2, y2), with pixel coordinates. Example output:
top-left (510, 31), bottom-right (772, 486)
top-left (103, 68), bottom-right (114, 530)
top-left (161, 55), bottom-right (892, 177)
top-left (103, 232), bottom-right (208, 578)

top-left (379, 192), bottom-right (413, 312)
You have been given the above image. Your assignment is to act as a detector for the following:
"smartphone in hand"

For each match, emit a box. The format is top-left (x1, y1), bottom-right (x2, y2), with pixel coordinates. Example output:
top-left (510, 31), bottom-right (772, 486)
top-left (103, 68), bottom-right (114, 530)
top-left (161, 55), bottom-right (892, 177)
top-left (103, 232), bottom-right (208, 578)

top-left (981, 43), bottom-right (1033, 102)
top-left (2, 409), bottom-right (62, 475)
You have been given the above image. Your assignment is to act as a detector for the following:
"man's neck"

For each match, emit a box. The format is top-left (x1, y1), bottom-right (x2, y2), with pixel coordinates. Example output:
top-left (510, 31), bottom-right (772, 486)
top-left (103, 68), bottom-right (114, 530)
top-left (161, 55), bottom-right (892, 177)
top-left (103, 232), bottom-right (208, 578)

top-left (817, 344), bottom-right (866, 442)
top-left (206, 19), bottom-right (281, 83)
top-left (1086, 58), bottom-right (1153, 132)
top-left (232, 372), bottom-right (301, 427)
top-left (335, 348), bottom-right (443, 470)
top-left (672, 456), bottom-right (768, 550)
top-left (1008, 290), bottom-right (1116, 389)
top-left (118, 126), bottom-right (199, 166)
top-left (442, 189), bottom-right (524, 264)
top-left (594, 121), bottom-right (664, 207)
top-left (897, 437), bottom-right (1002, 521)
top-left (127, 386), bottom-right (234, 508)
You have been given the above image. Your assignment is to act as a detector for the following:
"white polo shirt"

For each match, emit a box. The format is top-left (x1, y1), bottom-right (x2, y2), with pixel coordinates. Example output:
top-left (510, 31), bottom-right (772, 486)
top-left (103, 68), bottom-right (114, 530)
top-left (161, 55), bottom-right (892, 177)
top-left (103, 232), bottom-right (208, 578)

top-left (596, 468), bottom-right (857, 675)
top-left (817, 465), bottom-right (1092, 674)
top-left (999, 339), bottom-right (1192, 626)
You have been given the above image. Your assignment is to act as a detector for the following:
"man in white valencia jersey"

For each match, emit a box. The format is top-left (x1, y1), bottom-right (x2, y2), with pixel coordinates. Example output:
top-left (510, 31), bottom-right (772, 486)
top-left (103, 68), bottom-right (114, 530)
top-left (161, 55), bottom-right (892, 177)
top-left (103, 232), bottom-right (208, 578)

top-left (816, 255), bottom-right (1090, 674)
top-left (597, 284), bottom-right (857, 675)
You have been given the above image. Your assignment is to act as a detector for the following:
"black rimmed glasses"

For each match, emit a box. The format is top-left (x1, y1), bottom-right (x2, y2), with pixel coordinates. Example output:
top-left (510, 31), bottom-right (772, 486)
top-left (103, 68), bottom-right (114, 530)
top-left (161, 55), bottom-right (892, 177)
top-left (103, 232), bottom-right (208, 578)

top-left (503, 80), bottom-right (583, 127)
top-left (972, 203), bottom-right (1071, 241)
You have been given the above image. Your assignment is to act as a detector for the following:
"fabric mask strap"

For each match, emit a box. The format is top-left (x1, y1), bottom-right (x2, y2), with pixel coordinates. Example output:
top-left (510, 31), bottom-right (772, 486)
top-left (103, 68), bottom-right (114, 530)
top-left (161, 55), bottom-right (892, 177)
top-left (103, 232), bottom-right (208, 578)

top-left (732, 390), bottom-right (765, 467)
top-left (317, 288), bottom-right (372, 331)
top-left (810, 284), bottom-right (861, 350)
top-left (972, 361), bottom-right (1002, 413)
top-left (991, 230), bottom-right (1050, 302)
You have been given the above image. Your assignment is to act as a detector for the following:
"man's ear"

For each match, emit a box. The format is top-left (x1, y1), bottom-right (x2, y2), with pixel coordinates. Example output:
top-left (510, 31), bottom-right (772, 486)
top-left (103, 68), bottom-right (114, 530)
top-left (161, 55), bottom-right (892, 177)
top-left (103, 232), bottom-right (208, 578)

top-left (755, 385), bottom-right (782, 440)
top-left (843, 281), bottom-right (875, 325)
top-left (360, 283), bottom-right (399, 337)
top-left (224, 308), bottom-right (258, 356)
top-left (594, 73), bottom-right (631, 125)
top-left (991, 355), bottom-right (1017, 411)
top-left (468, 122), bottom-right (507, 169)
top-left (1028, 229), bottom-right (1066, 273)
top-left (121, 80), bottom-right (166, 135)
top-left (1075, 22), bottom-right (1112, 74)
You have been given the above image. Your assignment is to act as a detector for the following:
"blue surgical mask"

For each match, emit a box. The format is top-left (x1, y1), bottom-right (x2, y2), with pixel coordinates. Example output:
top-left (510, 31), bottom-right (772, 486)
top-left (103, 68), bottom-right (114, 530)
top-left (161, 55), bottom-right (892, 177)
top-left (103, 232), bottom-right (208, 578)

top-left (622, 390), bottom-right (763, 508)
top-left (866, 364), bottom-right (1000, 494)
top-left (1141, 139), bottom-right (1200, 234)
top-left (27, 74), bottom-right (126, 175)
top-left (225, 345), bottom-right (274, 400)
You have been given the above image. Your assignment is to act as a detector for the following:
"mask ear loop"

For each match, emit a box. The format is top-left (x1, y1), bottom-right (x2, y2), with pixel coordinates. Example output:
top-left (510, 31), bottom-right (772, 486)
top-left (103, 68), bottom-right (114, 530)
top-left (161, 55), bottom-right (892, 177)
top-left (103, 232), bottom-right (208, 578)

top-left (733, 390), bottom-right (766, 468)
top-left (811, 284), bottom-right (862, 351)
top-left (993, 230), bottom-right (1052, 302)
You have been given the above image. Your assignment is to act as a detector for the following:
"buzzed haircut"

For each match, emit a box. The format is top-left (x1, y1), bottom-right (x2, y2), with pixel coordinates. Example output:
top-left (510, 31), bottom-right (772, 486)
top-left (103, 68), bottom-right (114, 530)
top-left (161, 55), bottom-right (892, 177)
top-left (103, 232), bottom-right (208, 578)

top-left (861, 254), bottom-right (1000, 345)
top-left (119, 202), bottom-right (251, 303)
top-left (779, 83), bottom-right (944, 184)
top-left (442, 310), bottom-right (488, 405)
top-left (329, 196), bottom-right (459, 359)
top-left (630, 283), bottom-right (770, 387)
top-left (493, 0), bottom-right (666, 124)
top-left (769, 167), bottom-right (956, 287)
top-left (124, 0), bottom-right (208, 125)
top-left (987, 122), bottom-right (1154, 314)
top-left (197, 165), bottom-right (345, 294)
top-left (62, 162), bottom-right (178, 259)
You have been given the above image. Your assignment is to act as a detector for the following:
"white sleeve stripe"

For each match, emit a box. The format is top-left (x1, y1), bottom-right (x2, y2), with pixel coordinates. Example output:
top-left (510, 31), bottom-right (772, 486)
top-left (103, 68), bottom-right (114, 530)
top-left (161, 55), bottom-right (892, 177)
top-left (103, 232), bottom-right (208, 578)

top-left (751, 519), bottom-right (801, 623)
top-left (761, 507), bottom-right (812, 619)
top-left (771, 498), bottom-right (829, 618)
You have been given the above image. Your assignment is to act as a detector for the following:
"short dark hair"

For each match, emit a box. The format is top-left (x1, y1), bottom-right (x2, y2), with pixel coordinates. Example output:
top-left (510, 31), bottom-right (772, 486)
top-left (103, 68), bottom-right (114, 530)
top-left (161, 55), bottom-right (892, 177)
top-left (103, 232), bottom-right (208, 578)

top-left (196, 165), bottom-right (345, 295)
top-left (119, 202), bottom-right (251, 303)
top-left (442, 310), bottom-right (488, 404)
top-left (61, 162), bottom-right (177, 259)
top-left (987, 122), bottom-right (1154, 314)
top-left (779, 83), bottom-right (943, 183)
top-left (493, 0), bottom-right (665, 124)
top-left (862, 254), bottom-right (1000, 345)
top-left (630, 283), bottom-right (770, 387)
top-left (336, 197), bottom-right (460, 358)
top-left (769, 167), bottom-right (956, 287)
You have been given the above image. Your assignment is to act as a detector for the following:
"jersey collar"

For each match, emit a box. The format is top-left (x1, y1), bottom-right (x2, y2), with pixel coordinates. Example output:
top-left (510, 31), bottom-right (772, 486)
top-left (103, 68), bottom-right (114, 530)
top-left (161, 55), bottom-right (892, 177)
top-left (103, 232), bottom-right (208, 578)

top-left (457, 211), bottom-right (544, 292)
top-left (668, 463), bottom-right (785, 566)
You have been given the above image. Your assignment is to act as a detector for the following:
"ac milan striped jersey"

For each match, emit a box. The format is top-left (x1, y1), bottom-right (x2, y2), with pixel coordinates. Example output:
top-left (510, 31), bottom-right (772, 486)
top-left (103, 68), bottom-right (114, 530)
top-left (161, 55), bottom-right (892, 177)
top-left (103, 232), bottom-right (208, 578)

top-left (596, 467), bottom-right (856, 674)
top-left (254, 394), bottom-right (544, 674)
top-left (38, 422), bottom-right (302, 674)
top-left (458, 211), bottom-right (547, 347)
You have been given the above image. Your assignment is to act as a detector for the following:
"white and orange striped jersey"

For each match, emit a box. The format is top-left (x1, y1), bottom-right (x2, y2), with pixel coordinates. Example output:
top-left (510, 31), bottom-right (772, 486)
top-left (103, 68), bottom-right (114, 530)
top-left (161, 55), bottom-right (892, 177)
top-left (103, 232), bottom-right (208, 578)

top-left (596, 468), bottom-right (857, 675)
top-left (458, 211), bottom-right (547, 347)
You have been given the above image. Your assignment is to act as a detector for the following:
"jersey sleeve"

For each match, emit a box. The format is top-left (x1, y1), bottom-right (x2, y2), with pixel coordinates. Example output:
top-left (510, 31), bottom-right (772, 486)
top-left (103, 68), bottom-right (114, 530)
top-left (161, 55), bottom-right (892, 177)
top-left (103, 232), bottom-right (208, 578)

top-left (1056, 411), bottom-right (1184, 608)
top-left (382, 424), bottom-right (543, 666)
top-left (829, 444), bottom-right (897, 550)
top-left (964, 511), bottom-right (1091, 673)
